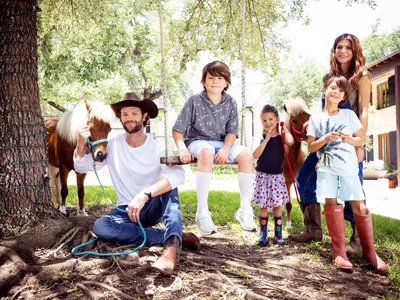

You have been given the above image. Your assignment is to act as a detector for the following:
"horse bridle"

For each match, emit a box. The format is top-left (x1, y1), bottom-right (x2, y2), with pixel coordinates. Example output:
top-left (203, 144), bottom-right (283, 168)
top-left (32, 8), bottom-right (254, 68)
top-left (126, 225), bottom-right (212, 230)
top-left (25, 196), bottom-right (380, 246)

top-left (86, 113), bottom-right (108, 154)
top-left (289, 119), bottom-right (309, 142)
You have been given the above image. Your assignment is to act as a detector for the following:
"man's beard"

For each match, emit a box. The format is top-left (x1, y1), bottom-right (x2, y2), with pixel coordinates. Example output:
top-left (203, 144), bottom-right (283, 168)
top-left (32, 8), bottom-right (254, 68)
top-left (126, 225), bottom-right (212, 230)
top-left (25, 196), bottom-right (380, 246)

top-left (123, 120), bottom-right (143, 134)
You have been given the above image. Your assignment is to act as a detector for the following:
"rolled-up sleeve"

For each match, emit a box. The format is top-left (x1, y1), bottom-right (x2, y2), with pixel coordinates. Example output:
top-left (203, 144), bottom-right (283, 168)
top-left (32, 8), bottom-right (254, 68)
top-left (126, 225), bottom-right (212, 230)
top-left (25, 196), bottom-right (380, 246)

top-left (172, 97), bottom-right (193, 134)
top-left (161, 164), bottom-right (185, 189)
top-left (157, 147), bottom-right (185, 189)
top-left (225, 100), bottom-right (239, 137)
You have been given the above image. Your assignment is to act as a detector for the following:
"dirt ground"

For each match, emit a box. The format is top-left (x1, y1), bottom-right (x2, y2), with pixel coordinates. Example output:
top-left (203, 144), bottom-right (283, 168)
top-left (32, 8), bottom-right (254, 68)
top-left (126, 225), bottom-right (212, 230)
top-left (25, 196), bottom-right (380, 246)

top-left (1, 205), bottom-right (399, 300)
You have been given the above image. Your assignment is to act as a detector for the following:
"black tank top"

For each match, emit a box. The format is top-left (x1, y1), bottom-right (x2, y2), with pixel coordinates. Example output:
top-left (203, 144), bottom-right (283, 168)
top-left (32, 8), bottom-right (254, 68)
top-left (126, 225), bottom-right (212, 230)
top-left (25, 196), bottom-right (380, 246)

top-left (255, 135), bottom-right (284, 175)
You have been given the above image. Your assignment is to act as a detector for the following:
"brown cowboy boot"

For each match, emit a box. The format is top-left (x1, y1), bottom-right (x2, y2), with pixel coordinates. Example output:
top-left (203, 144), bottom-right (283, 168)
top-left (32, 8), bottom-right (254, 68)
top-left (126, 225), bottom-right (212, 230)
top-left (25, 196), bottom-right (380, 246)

top-left (182, 232), bottom-right (200, 250)
top-left (289, 203), bottom-right (323, 242)
top-left (346, 222), bottom-right (361, 254)
top-left (354, 209), bottom-right (389, 274)
top-left (151, 236), bottom-right (180, 274)
top-left (323, 205), bottom-right (353, 271)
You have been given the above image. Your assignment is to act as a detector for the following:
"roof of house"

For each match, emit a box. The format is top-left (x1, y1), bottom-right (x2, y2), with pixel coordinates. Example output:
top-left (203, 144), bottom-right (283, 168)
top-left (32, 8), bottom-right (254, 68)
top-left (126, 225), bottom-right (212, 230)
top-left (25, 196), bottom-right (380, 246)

top-left (366, 49), bottom-right (400, 71)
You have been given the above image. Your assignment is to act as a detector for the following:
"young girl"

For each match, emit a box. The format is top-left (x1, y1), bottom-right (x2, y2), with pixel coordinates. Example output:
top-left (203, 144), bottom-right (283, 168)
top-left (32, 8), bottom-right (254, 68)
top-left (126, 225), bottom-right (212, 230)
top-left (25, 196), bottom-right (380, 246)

top-left (308, 75), bottom-right (388, 273)
top-left (252, 104), bottom-right (294, 246)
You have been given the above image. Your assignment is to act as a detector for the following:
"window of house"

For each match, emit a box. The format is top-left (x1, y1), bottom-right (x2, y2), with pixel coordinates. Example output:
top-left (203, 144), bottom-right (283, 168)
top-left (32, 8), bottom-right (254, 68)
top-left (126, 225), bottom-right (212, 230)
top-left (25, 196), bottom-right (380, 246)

top-left (378, 133), bottom-right (390, 164)
top-left (377, 81), bottom-right (389, 109)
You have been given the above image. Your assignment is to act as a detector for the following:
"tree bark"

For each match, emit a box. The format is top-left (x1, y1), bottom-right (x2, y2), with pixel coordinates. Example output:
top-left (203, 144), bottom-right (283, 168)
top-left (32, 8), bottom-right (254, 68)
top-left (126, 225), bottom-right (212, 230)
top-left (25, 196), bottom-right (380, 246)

top-left (0, 0), bottom-right (58, 238)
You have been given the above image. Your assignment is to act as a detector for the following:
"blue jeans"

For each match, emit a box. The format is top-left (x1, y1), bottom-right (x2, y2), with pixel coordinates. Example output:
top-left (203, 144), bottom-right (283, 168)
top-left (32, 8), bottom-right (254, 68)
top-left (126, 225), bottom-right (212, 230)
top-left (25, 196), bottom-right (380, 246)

top-left (93, 188), bottom-right (182, 245)
top-left (296, 152), bottom-right (365, 224)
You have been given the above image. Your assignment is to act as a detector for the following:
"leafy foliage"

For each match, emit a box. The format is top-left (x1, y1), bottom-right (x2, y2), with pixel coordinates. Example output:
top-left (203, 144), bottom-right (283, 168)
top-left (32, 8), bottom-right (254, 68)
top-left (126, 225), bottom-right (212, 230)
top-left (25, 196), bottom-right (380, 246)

top-left (265, 55), bottom-right (328, 110)
top-left (37, 0), bottom-right (379, 114)
top-left (362, 21), bottom-right (400, 64)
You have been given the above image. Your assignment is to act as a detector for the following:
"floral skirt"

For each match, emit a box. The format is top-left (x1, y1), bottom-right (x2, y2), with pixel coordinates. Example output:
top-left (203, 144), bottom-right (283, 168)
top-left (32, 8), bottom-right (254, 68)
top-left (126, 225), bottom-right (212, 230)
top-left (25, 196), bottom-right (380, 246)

top-left (252, 171), bottom-right (290, 211)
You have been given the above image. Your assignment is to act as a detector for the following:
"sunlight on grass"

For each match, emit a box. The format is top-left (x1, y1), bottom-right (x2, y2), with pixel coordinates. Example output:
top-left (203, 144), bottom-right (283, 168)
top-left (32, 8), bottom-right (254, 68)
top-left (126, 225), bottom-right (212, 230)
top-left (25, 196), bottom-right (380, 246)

top-left (67, 185), bottom-right (400, 288)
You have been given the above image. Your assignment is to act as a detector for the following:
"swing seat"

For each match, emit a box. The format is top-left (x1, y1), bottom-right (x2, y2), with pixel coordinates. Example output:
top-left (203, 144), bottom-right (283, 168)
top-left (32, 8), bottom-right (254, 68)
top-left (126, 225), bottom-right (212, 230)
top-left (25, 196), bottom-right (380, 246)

top-left (160, 156), bottom-right (238, 166)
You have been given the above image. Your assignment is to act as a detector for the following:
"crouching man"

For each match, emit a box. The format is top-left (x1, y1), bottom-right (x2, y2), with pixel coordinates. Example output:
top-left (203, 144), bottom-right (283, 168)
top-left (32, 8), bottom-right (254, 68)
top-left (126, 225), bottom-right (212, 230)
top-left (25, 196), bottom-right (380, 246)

top-left (74, 92), bottom-right (200, 274)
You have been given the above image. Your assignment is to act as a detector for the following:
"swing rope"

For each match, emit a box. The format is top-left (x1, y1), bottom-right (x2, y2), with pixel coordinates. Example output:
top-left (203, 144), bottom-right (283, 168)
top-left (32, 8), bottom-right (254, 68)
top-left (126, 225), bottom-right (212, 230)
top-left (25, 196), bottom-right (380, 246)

top-left (158, 0), bottom-right (172, 158)
top-left (159, 0), bottom-right (248, 164)
top-left (240, 0), bottom-right (247, 147)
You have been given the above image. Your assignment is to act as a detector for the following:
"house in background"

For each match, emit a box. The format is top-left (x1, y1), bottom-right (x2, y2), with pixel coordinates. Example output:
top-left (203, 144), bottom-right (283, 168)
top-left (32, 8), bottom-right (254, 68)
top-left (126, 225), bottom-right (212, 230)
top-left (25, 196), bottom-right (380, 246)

top-left (366, 49), bottom-right (400, 172)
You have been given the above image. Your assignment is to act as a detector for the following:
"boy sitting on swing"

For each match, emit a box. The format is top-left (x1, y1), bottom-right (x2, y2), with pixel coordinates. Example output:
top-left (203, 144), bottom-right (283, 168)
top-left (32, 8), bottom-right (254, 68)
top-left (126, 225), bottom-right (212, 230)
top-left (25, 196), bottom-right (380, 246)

top-left (172, 61), bottom-right (257, 235)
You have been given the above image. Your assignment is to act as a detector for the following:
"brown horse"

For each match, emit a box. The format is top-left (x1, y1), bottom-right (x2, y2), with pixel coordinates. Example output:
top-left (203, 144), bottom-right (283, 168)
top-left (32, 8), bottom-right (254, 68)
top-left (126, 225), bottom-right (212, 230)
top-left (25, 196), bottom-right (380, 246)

top-left (282, 98), bottom-right (310, 229)
top-left (45, 101), bottom-right (114, 216)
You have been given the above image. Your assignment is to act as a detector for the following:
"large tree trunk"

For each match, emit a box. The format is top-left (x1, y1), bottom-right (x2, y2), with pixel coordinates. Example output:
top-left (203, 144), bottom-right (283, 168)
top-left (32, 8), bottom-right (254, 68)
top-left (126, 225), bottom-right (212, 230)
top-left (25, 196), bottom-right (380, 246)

top-left (0, 0), bottom-right (58, 238)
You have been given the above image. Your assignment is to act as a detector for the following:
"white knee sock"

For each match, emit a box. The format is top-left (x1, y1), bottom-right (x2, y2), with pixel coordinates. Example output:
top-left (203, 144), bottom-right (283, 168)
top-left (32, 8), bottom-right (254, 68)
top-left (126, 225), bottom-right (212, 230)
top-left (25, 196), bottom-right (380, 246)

top-left (238, 172), bottom-right (254, 210)
top-left (196, 171), bottom-right (212, 212)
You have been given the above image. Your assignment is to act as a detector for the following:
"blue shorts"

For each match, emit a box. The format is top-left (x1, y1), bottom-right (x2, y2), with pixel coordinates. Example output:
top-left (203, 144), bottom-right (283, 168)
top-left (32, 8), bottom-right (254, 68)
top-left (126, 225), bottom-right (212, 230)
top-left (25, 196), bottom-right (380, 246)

top-left (316, 172), bottom-right (364, 201)
top-left (187, 140), bottom-right (247, 163)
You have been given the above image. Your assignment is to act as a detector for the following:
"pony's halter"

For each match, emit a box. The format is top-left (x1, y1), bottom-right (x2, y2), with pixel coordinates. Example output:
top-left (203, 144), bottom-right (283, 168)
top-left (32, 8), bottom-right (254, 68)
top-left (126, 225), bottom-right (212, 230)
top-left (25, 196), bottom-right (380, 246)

top-left (289, 119), bottom-right (309, 142)
top-left (86, 114), bottom-right (108, 154)
top-left (86, 138), bottom-right (108, 153)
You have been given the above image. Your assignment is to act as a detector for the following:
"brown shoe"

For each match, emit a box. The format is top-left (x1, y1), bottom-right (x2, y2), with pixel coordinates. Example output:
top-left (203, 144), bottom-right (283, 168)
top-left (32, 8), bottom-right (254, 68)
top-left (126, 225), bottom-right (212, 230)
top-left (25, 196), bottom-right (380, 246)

top-left (289, 203), bottom-right (323, 242)
top-left (182, 232), bottom-right (200, 250)
top-left (346, 222), bottom-right (361, 254)
top-left (151, 236), bottom-right (179, 274)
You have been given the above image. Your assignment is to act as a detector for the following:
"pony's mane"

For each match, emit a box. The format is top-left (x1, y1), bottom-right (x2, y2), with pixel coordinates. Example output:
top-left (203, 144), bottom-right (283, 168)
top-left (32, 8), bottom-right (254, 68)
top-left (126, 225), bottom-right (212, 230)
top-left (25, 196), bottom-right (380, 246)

top-left (56, 101), bottom-right (114, 144)
top-left (284, 98), bottom-right (309, 117)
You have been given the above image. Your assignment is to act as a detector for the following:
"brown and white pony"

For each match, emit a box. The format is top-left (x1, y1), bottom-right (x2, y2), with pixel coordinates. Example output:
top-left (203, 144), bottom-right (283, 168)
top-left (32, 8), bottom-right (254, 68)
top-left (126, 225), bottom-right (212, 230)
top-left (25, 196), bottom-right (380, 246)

top-left (45, 101), bottom-right (114, 216)
top-left (282, 98), bottom-right (310, 229)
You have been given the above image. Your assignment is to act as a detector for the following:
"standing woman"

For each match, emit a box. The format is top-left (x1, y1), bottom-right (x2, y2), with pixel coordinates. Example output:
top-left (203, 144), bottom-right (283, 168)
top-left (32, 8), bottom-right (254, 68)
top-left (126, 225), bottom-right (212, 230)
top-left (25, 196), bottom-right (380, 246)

top-left (291, 34), bottom-right (371, 254)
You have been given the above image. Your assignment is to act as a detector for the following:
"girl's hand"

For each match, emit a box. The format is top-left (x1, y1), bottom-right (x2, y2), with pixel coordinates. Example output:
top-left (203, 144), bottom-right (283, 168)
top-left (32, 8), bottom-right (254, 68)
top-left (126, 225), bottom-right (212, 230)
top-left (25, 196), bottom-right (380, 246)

top-left (264, 128), bottom-right (273, 141)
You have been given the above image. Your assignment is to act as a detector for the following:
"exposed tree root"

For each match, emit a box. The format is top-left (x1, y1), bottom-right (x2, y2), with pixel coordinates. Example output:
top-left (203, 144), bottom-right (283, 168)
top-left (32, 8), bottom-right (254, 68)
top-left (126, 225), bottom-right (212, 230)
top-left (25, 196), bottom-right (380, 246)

top-left (53, 227), bottom-right (81, 249)
top-left (0, 215), bottom-right (398, 299)
top-left (81, 280), bottom-right (137, 299)
top-left (75, 283), bottom-right (99, 300)
top-left (183, 252), bottom-right (285, 279)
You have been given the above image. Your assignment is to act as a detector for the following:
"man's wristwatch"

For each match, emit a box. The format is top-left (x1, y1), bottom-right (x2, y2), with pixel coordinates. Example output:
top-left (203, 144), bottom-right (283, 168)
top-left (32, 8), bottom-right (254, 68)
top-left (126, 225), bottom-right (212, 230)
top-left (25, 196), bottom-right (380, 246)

top-left (143, 188), bottom-right (152, 200)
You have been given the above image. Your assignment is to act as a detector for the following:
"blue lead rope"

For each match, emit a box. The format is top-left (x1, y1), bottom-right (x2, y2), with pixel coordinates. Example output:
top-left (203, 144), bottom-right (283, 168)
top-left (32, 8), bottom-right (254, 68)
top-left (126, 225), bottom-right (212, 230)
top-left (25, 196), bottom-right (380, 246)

top-left (71, 163), bottom-right (147, 257)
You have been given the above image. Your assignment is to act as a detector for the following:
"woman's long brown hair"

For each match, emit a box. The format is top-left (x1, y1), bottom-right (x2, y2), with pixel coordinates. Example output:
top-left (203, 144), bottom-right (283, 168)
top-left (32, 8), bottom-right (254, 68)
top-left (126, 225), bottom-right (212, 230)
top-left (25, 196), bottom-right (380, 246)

top-left (329, 33), bottom-right (368, 89)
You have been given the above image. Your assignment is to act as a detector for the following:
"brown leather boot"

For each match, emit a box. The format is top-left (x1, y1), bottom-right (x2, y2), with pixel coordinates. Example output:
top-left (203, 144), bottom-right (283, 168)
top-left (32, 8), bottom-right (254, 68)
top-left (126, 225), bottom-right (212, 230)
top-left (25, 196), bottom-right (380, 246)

top-left (323, 205), bottom-right (353, 271)
top-left (151, 236), bottom-right (179, 274)
top-left (182, 232), bottom-right (200, 250)
top-left (346, 222), bottom-right (361, 254)
top-left (289, 203), bottom-right (323, 242)
top-left (354, 209), bottom-right (389, 274)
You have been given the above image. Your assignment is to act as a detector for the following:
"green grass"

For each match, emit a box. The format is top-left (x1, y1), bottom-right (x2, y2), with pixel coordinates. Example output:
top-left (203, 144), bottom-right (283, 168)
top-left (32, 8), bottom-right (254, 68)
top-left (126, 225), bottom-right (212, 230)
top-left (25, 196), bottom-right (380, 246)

top-left (66, 185), bottom-right (400, 288)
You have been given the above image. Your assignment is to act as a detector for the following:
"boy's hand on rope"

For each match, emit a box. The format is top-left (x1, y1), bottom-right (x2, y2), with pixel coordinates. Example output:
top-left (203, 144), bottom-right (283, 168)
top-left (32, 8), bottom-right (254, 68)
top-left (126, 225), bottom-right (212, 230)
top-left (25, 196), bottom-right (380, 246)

top-left (127, 195), bottom-right (147, 223)
top-left (215, 147), bottom-right (229, 164)
top-left (178, 148), bottom-right (194, 164)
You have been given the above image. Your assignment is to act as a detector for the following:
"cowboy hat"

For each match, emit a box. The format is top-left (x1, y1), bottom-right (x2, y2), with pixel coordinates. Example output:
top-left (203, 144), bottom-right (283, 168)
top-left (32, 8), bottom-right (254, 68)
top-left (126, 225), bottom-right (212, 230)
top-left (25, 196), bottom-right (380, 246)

top-left (111, 92), bottom-right (158, 118)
